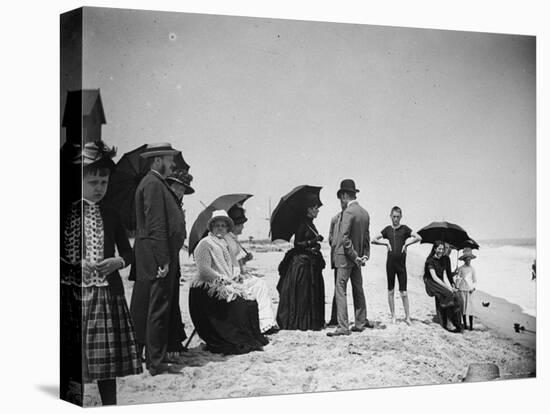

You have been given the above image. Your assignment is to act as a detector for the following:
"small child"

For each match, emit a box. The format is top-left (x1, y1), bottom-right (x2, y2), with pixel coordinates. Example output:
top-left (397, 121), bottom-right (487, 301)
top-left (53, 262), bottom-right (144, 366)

top-left (61, 141), bottom-right (142, 405)
top-left (455, 248), bottom-right (478, 331)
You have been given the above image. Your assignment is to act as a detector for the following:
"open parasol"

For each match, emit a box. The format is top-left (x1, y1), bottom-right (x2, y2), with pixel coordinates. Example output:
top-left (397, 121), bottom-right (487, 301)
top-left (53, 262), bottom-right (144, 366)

top-left (417, 221), bottom-right (471, 248)
top-left (270, 185), bottom-right (322, 242)
top-left (103, 144), bottom-right (190, 231)
top-left (188, 194), bottom-right (253, 255)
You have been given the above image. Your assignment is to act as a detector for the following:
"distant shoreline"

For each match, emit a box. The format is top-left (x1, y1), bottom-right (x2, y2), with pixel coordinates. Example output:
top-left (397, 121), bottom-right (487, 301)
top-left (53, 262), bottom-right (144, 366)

top-left (477, 237), bottom-right (536, 247)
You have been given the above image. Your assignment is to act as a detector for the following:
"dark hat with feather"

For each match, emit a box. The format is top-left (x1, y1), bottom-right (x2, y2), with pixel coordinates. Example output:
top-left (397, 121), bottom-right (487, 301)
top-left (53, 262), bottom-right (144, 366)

top-left (64, 140), bottom-right (117, 171)
top-left (166, 169), bottom-right (195, 194)
top-left (227, 204), bottom-right (248, 225)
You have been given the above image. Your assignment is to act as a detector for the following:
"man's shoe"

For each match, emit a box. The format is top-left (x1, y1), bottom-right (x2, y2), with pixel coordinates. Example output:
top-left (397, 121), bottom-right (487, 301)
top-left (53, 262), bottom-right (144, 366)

top-left (149, 362), bottom-right (184, 376)
top-left (263, 326), bottom-right (280, 335)
top-left (364, 320), bottom-right (375, 329)
top-left (351, 326), bottom-right (365, 332)
top-left (327, 329), bottom-right (351, 337)
top-left (162, 354), bottom-right (182, 364)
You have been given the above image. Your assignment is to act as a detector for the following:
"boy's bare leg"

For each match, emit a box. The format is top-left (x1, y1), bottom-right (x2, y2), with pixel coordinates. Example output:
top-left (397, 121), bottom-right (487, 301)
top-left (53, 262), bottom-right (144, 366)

top-left (401, 291), bottom-right (412, 325)
top-left (388, 290), bottom-right (396, 323)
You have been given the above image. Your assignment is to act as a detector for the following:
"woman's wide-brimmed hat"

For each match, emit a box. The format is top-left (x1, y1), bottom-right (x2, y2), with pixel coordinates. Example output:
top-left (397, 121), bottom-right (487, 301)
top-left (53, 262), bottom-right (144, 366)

top-left (228, 204), bottom-right (248, 225)
top-left (459, 247), bottom-right (477, 261)
top-left (207, 210), bottom-right (234, 232)
top-left (337, 179), bottom-right (360, 198)
top-left (166, 169), bottom-right (195, 194)
top-left (139, 142), bottom-right (181, 158)
top-left (68, 140), bottom-right (117, 169)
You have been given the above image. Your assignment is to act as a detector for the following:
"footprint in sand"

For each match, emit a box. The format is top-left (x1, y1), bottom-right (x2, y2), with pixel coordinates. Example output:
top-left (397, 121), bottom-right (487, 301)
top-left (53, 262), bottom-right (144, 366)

top-left (302, 375), bottom-right (318, 392)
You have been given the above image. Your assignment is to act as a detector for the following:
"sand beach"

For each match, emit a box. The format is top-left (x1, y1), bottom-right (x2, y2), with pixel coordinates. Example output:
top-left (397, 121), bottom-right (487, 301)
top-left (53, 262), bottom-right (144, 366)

top-left (83, 242), bottom-right (536, 406)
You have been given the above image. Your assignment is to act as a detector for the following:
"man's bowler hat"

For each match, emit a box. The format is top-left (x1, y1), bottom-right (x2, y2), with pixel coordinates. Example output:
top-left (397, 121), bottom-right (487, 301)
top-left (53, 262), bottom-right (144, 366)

top-left (337, 179), bottom-right (360, 198)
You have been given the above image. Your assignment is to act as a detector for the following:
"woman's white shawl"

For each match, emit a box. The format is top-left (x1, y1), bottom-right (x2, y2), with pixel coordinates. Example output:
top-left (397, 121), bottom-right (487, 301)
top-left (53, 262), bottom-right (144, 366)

top-left (192, 234), bottom-right (251, 302)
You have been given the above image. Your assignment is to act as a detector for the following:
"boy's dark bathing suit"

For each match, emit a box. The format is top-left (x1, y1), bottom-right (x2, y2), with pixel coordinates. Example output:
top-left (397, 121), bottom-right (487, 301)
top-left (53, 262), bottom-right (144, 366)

top-left (381, 225), bottom-right (412, 291)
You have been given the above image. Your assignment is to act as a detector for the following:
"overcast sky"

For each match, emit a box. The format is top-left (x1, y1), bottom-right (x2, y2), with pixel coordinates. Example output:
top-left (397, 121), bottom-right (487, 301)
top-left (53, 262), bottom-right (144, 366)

top-left (65, 7), bottom-right (535, 240)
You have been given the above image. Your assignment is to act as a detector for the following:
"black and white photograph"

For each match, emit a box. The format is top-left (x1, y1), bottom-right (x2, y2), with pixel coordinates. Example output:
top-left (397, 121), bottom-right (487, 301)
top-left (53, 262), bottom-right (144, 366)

top-left (58, 5), bottom-right (538, 407)
top-left (4, 1), bottom-right (547, 413)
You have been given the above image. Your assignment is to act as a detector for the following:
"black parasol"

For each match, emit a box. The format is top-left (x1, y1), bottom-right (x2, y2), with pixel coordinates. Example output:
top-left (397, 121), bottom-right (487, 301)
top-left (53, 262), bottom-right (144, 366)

top-left (103, 144), bottom-right (190, 231)
top-left (270, 185), bottom-right (322, 242)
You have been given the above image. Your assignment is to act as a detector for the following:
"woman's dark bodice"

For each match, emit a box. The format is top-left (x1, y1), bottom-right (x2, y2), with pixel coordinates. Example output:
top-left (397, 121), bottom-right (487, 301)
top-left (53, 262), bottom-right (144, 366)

top-left (294, 217), bottom-right (321, 251)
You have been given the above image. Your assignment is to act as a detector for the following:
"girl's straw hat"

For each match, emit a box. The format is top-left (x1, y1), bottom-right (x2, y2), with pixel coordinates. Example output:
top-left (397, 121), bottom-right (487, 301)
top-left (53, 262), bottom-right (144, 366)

top-left (459, 247), bottom-right (477, 261)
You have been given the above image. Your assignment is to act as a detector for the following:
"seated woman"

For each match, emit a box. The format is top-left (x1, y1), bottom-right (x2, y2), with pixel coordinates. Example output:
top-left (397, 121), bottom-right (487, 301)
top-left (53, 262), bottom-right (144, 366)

top-left (276, 194), bottom-right (326, 331)
top-left (189, 210), bottom-right (268, 355)
top-left (423, 240), bottom-right (464, 333)
top-left (226, 205), bottom-right (279, 335)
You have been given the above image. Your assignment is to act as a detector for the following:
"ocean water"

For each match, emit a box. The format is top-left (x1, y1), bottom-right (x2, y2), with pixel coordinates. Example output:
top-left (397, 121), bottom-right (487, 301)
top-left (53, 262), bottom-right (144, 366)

top-left (455, 239), bottom-right (536, 316)
top-left (479, 238), bottom-right (536, 249)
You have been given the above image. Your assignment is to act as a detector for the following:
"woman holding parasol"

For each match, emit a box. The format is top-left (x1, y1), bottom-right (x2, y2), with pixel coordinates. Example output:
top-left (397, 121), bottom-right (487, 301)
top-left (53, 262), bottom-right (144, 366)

top-left (275, 190), bottom-right (326, 331)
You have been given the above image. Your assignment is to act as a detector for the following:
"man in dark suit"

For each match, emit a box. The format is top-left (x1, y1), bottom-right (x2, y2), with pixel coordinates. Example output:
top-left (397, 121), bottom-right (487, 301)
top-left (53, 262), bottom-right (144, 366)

top-left (327, 203), bottom-right (345, 327)
top-left (328, 179), bottom-right (373, 337)
top-left (130, 143), bottom-right (187, 375)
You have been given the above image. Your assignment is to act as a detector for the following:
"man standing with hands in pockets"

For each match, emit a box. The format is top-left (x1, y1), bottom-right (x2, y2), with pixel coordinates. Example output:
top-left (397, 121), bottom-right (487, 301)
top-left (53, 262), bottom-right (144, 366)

top-left (328, 179), bottom-right (373, 337)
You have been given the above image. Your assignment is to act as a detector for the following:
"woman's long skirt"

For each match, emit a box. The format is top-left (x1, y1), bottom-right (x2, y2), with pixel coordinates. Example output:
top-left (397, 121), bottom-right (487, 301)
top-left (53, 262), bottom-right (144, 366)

top-left (424, 277), bottom-right (464, 331)
top-left (241, 277), bottom-right (278, 333)
top-left (188, 286), bottom-right (268, 355)
top-left (276, 252), bottom-right (325, 331)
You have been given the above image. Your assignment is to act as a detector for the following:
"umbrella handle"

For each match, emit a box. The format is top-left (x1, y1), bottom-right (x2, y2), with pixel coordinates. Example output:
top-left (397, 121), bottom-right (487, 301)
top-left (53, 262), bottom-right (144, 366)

top-left (183, 329), bottom-right (197, 351)
top-left (307, 224), bottom-right (320, 237)
top-left (239, 242), bottom-right (250, 256)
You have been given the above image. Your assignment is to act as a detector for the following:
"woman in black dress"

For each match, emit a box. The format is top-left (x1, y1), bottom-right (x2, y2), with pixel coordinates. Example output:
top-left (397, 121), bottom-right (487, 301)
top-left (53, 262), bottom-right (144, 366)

top-left (276, 195), bottom-right (326, 331)
top-left (423, 240), bottom-right (464, 332)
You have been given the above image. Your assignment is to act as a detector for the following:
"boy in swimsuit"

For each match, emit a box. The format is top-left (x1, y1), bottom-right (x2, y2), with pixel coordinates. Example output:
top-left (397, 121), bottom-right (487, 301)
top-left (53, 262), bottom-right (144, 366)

top-left (372, 206), bottom-right (421, 325)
